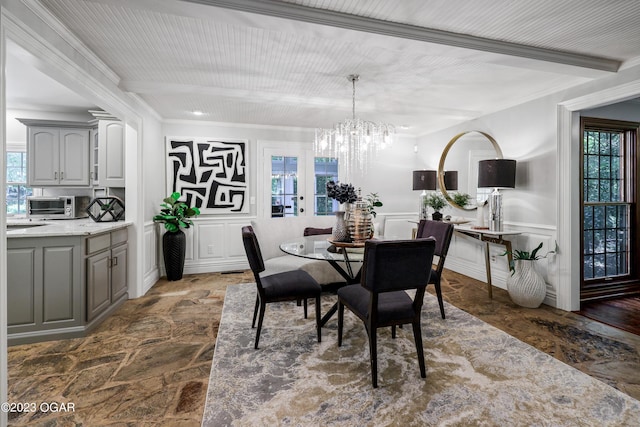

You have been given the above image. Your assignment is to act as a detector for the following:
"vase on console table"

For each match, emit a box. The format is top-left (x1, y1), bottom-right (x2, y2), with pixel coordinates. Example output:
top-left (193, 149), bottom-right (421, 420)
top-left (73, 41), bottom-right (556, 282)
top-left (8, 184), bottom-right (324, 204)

top-left (332, 203), bottom-right (351, 242)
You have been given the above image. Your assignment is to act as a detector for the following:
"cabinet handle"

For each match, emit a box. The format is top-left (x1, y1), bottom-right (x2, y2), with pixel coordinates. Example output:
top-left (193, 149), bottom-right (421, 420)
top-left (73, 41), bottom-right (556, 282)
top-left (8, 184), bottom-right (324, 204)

top-left (55, 171), bottom-right (58, 179)
top-left (112, 257), bottom-right (118, 266)
top-left (61, 171), bottom-right (64, 180)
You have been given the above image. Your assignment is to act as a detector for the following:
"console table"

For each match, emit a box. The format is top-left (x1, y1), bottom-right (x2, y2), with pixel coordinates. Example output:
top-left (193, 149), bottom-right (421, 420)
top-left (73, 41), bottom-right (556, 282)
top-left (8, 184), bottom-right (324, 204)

top-left (453, 226), bottom-right (521, 298)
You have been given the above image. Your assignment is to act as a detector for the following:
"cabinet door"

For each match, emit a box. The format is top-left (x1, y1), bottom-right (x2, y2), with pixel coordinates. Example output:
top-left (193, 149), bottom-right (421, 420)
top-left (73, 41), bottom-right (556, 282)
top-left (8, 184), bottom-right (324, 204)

top-left (59, 128), bottom-right (90, 186)
top-left (7, 248), bottom-right (37, 326)
top-left (42, 245), bottom-right (76, 323)
top-left (87, 251), bottom-right (111, 321)
top-left (98, 120), bottom-right (125, 187)
top-left (90, 127), bottom-right (99, 185)
top-left (111, 244), bottom-right (128, 301)
top-left (28, 127), bottom-right (59, 185)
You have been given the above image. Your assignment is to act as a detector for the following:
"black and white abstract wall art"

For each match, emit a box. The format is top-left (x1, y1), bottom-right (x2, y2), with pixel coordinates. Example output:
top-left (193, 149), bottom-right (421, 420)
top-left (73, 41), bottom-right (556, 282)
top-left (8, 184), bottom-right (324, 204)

top-left (166, 137), bottom-right (248, 214)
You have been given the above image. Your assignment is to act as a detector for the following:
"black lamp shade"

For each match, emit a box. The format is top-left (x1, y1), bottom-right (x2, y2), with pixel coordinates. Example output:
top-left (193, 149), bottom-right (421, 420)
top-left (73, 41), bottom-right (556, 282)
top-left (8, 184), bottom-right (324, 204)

top-left (413, 170), bottom-right (437, 191)
top-left (443, 170), bottom-right (458, 190)
top-left (478, 159), bottom-right (516, 189)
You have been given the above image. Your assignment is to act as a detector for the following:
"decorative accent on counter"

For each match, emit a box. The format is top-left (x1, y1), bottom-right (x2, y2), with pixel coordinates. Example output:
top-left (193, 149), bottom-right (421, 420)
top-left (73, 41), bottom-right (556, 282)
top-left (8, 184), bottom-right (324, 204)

top-left (87, 196), bottom-right (125, 222)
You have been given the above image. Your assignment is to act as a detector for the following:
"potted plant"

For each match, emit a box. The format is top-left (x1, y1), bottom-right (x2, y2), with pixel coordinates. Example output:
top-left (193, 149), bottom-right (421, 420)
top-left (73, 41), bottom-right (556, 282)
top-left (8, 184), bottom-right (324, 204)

top-left (153, 192), bottom-right (200, 281)
top-left (364, 192), bottom-right (383, 218)
top-left (426, 193), bottom-right (446, 221)
top-left (451, 192), bottom-right (472, 209)
top-left (501, 242), bottom-right (557, 308)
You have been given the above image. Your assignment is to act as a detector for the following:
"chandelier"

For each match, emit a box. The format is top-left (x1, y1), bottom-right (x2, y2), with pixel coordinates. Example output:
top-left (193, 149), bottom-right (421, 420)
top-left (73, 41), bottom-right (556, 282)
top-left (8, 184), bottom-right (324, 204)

top-left (314, 74), bottom-right (395, 180)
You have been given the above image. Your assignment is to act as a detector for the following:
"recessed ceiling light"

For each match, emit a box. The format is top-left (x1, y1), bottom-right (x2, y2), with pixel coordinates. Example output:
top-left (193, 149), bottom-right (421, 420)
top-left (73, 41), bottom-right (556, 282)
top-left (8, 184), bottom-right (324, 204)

top-left (192, 110), bottom-right (204, 116)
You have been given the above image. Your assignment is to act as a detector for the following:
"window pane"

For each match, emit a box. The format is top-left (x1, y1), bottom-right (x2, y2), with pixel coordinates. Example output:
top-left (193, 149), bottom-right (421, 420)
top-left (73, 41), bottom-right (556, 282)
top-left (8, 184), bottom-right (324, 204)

top-left (6, 152), bottom-right (31, 215)
top-left (313, 157), bottom-right (338, 216)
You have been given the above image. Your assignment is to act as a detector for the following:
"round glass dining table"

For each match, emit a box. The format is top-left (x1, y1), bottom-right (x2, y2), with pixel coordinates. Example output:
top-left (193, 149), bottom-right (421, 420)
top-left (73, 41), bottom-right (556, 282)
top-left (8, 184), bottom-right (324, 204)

top-left (279, 235), bottom-right (366, 284)
top-left (279, 235), bottom-right (368, 326)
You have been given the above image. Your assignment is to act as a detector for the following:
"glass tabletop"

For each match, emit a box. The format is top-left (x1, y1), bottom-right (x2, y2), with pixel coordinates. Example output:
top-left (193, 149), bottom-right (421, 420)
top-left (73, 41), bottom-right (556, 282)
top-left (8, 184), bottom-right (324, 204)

top-left (279, 235), bottom-right (366, 263)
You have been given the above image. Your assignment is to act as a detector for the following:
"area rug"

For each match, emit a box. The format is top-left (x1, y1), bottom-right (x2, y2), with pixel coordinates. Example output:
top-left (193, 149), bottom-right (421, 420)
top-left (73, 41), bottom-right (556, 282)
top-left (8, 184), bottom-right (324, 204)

top-left (202, 283), bottom-right (640, 426)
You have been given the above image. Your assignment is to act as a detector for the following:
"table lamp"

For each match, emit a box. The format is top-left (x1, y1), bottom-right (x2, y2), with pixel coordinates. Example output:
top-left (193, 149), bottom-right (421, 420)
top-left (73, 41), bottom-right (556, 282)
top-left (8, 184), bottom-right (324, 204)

top-left (442, 170), bottom-right (458, 191)
top-left (478, 159), bottom-right (516, 231)
top-left (413, 170), bottom-right (437, 220)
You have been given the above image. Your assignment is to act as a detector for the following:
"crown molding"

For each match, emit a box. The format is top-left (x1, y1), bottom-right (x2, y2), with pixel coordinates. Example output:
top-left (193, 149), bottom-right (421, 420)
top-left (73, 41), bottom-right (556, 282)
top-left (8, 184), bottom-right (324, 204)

top-left (187, 0), bottom-right (620, 74)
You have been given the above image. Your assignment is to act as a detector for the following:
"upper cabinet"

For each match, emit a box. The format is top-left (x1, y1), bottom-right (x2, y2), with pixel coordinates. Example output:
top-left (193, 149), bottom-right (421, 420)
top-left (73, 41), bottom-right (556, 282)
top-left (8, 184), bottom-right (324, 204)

top-left (18, 116), bottom-right (125, 188)
top-left (19, 120), bottom-right (91, 187)
top-left (97, 120), bottom-right (125, 188)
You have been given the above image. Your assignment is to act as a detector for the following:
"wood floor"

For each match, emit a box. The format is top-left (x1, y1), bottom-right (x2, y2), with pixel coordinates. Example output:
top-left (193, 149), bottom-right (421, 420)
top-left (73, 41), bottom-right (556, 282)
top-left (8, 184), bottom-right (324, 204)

top-left (577, 296), bottom-right (640, 336)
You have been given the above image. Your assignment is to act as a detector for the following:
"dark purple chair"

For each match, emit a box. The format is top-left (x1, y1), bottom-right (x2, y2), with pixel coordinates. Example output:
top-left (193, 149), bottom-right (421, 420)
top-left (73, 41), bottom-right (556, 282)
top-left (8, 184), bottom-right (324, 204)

top-left (416, 219), bottom-right (455, 319)
top-left (337, 238), bottom-right (436, 388)
top-left (241, 226), bottom-right (322, 349)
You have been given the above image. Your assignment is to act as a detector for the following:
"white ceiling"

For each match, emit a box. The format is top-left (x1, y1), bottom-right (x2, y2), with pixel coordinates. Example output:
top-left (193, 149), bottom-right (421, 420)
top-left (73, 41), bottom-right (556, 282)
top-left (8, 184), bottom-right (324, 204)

top-left (10, 0), bottom-right (640, 135)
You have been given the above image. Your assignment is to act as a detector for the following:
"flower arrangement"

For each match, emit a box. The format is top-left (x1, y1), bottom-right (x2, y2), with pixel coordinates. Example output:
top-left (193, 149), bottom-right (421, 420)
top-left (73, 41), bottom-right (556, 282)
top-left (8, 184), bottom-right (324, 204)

top-left (153, 192), bottom-right (201, 232)
top-left (326, 181), bottom-right (358, 204)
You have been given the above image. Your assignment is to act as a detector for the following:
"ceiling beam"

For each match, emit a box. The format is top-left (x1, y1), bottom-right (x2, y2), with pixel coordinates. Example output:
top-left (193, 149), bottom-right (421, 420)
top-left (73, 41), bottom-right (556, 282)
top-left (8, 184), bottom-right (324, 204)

top-left (183, 0), bottom-right (620, 74)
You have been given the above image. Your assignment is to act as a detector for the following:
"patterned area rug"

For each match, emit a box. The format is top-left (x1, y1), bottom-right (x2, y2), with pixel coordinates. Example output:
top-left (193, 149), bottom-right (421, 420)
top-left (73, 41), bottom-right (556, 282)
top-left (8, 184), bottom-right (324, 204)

top-left (203, 283), bottom-right (640, 426)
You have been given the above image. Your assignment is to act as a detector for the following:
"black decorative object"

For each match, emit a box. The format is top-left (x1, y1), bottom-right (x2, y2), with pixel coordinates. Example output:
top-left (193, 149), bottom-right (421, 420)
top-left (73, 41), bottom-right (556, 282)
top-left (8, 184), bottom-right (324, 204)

top-left (87, 196), bottom-right (125, 222)
top-left (163, 229), bottom-right (186, 281)
top-left (412, 170), bottom-right (437, 191)
top-left (443, 170), bottom-right (458, 191)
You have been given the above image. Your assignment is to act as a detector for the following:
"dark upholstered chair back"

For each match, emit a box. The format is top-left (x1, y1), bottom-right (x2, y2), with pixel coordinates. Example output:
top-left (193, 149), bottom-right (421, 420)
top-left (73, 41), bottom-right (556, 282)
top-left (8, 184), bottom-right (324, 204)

top-left (361, 239), bottom-right (435, 293)
top-left (242, 226), bottom-right (265, 275)
top-left (416, 220), bottom-right (454, 258)
top-left (415, 219), bottom-right (455, 319)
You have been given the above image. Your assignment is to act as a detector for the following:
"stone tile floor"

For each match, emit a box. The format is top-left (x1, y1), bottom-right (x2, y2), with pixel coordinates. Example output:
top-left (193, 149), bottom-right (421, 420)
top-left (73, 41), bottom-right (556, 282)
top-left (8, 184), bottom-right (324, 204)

top-left (7, 269), bottom-right (640, 425)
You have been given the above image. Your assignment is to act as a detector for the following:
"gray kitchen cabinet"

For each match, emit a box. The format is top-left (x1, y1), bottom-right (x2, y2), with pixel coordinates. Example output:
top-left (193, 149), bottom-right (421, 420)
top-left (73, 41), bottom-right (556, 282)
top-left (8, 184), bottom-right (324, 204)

top-left (7, 225), bottom-right (129, 345)
top-left (86, 228), bottom-right (128, 321)
top-left (98, 119), bottom-right (125, 187)
top-left (19, 119), bottom-right (91, 186)
top-left (7, 236), bottom-right (83, 339)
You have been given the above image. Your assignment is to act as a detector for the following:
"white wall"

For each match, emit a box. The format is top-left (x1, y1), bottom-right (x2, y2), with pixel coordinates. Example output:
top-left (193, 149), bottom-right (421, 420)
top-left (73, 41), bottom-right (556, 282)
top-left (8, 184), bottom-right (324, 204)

top-left (155, 120), bottom-right (420, 275)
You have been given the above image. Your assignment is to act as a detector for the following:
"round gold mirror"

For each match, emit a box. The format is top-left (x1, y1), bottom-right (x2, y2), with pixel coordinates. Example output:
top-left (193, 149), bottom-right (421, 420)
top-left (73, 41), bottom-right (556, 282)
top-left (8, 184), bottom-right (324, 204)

top-left (438, 131), bottom-right (503, 211)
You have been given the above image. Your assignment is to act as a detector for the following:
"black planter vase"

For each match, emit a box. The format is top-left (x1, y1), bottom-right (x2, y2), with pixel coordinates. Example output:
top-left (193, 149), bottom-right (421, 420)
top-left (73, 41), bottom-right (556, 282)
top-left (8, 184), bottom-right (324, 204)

top-left (431, 211), bottom-right (443, 221)
top-left (163, 229), bottom-right (186, 281)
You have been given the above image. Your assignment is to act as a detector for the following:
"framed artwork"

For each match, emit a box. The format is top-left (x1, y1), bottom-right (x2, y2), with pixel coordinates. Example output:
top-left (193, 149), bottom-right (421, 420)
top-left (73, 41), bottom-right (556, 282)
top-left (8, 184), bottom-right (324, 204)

top-left (166, 137), bottom-right (248, 214)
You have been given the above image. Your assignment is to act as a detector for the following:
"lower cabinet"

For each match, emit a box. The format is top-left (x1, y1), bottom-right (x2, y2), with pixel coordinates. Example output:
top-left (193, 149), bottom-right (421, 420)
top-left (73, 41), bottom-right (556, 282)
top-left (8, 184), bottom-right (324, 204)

top-left (86, 228), bottom-right (128, 321)
top-left (7, 227), bottom-right (128, 345)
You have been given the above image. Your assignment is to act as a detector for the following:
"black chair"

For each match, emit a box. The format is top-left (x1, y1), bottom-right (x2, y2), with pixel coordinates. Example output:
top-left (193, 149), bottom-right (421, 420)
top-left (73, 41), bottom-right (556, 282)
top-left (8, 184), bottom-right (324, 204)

top-left (337, 238), bottom-right (436, 388)
top-left (416, 219), bottom-right (455, 319)
top-left (241, 226), bottom-right (322, 349)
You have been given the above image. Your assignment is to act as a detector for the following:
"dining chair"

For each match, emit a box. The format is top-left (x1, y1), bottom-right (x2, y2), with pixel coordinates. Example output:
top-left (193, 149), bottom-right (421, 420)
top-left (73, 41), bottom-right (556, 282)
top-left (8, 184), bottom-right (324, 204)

top-left (241, 226), bottom-right (322, 349)
top-left (337, 238), bottom-right (436, 388)
top-left (416, 219), bottom-right (455, 319)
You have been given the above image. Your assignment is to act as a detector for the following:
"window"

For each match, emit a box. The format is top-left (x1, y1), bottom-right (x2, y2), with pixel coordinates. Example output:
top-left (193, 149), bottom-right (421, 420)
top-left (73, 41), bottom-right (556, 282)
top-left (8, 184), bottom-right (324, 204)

top-left (313, 157), bottom-right (338, 216)
top-left (6, 151), bottom-right (32, 215)
top-left (581, 117), bottom-right (640, 300)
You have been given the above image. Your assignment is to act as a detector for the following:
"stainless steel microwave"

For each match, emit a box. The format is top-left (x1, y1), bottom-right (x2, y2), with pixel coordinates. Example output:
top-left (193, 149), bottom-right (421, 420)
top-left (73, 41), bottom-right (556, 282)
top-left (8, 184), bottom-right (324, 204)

top-left (27, 196), bottom-right (90, 219)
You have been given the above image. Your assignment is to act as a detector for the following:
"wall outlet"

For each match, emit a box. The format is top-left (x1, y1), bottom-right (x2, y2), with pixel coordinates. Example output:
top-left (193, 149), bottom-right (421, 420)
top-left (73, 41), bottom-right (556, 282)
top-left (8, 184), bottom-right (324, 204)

top-left (490, 254), bottom-right (497, 263)
top-left (207, 244), bottom-right (215, 255)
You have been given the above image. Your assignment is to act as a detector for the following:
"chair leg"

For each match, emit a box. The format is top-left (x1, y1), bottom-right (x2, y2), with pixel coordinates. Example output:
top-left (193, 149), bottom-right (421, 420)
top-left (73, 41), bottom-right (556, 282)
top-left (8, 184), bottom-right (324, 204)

top-left (252, 294), bottom-right (260, 328)
top-left (315, 295), bottom-right (321, 343)
top-left (254, 301), bottom-right (266, 349)
top-left (412, 320), bottom-right (426, 379)
top-left (434, 280), bottom-right (446, 319)
top-left (337, 301), bottom-right (344, 347)
top-left (391, 325), bottom-right (396, 339)
top-left (368, 327), bottom-right (378, 388)
top-left (303, 298), bottom-right (308, 319)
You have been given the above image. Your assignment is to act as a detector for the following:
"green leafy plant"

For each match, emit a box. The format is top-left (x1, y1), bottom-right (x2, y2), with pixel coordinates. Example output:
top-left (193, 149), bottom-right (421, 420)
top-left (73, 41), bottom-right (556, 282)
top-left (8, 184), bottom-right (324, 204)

top-left (501, 241), bottom-right (558, 274)
top-left (425, 193), bottom-right (446, 212)
top-left (365, 192), bottom-right (383, 217)
top-left (153, 192), bottom-right (200, 232)
top-left (451, 192), bottom-right (471, 208)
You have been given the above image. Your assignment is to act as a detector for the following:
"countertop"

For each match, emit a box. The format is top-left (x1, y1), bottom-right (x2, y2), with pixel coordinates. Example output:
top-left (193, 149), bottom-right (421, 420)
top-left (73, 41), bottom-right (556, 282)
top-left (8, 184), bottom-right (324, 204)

top-left (7, 218), bottom-right (132, 238)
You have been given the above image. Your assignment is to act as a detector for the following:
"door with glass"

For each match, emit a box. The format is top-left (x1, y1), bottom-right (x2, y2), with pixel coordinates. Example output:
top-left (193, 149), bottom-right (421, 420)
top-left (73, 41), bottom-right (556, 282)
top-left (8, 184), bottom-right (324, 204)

top-left (261, 144), bottom-right (338, 218)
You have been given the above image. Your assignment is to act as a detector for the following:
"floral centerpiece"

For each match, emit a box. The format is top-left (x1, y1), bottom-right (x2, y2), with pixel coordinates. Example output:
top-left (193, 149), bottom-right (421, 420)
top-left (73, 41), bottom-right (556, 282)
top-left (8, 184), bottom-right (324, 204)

top-left (326, 181), bottom-right (357, 242)
top-left (326, 180), bottom-right (358, 205)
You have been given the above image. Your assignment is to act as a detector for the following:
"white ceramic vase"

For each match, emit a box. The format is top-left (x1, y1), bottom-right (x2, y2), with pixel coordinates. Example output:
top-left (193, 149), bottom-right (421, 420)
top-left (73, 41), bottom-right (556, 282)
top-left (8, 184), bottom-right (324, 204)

top-left (506, 259), bottom-right (547, 308)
